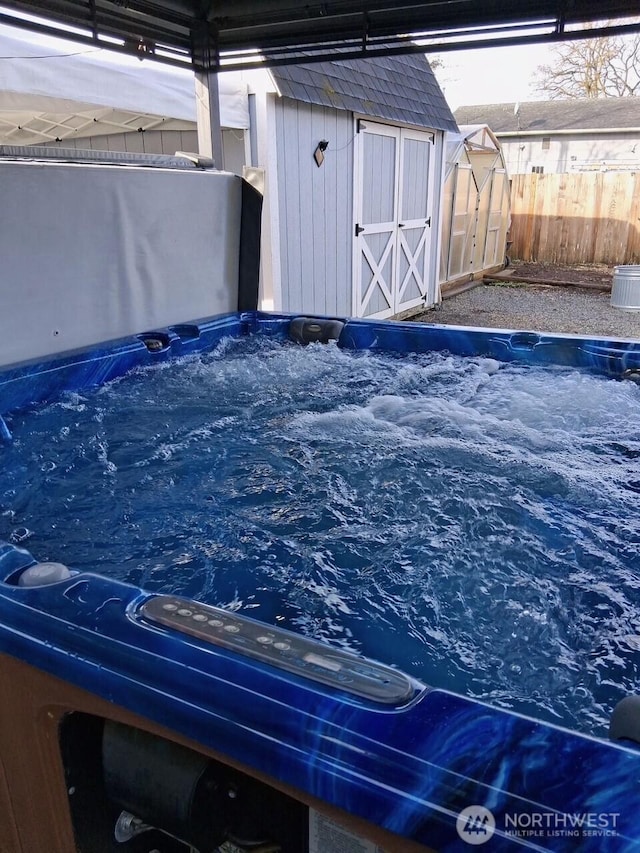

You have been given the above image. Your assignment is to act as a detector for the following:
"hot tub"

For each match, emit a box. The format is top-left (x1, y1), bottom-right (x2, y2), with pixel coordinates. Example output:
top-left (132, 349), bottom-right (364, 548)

top-left (0, 311), bottom-right (639, 852)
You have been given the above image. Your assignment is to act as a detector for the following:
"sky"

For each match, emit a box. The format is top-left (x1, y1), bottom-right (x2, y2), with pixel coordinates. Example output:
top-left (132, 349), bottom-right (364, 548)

top-left (430, 43), bottom-right (555, 110)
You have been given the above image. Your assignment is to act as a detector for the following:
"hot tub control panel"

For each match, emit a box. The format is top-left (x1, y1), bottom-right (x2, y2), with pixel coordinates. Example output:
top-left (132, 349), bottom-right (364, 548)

top-left (140, 595), bottom-right (417, 705)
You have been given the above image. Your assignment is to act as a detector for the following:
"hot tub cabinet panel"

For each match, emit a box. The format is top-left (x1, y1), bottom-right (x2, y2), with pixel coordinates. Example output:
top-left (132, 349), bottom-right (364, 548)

top-left (1, 313), bottom-right (640, 852)
top-left (0, 653), bottom-right (428, 853)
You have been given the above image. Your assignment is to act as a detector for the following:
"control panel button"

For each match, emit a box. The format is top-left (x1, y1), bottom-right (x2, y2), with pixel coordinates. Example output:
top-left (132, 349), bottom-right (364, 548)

top-left (140, 595), bottom-right (417, 705)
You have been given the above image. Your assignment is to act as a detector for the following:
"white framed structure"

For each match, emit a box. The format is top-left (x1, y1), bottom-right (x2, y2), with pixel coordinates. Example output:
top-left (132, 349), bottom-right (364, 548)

top-left (439, 125), bottom-right (510, 293)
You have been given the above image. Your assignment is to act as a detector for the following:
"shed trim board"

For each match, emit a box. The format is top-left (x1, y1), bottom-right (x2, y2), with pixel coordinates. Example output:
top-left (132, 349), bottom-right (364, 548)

top-left (397, 126), bottom-right (437, 313)
top-left (253, 89), bottom-right (282, 312)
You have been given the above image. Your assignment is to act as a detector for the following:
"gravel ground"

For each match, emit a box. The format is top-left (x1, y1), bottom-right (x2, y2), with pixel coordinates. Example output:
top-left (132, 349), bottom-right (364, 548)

top-left (413, 283), bottom-right (640, 341)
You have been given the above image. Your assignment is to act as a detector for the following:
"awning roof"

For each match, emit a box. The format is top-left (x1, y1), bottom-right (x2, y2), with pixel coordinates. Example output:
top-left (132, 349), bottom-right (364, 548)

top-left (0, 25), bottom-right (249, 144)
top-left (0, 1), bottom-right (638, 70)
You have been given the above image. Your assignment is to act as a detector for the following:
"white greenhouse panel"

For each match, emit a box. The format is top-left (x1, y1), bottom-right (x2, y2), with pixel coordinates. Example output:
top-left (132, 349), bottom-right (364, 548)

top-left (440, 125), bottom-right (510, 290)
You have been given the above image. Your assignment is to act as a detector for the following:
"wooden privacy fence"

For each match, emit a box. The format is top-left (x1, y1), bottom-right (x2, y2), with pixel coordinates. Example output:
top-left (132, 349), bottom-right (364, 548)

top-left (509, 172), bottom-right (640, 265)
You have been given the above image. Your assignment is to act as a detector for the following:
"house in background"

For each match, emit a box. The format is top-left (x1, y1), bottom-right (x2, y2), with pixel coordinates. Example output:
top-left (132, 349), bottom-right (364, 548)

top-left (454, 99), bottom-right (640, 175)
top-left (2, 24), bottom-right (465, 319)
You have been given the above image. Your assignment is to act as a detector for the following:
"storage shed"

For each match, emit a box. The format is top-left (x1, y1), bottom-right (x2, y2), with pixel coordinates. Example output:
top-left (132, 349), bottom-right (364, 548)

top-left (263, 56), bottom-right (458, 318)
top-left (438, 124), bottom-right (510, 294)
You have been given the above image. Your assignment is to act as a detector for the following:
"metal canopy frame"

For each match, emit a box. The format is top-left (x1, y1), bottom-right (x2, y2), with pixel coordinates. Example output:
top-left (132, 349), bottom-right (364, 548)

top-left (0, 1), bottom-right (638, 70)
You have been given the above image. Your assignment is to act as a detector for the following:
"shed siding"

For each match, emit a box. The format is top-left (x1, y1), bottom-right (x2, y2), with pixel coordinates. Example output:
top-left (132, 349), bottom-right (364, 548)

top-left (275, 97), bottom-right (353, 316)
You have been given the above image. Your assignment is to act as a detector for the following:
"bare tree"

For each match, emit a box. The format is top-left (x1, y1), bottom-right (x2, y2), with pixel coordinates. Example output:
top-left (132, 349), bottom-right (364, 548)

top-left (534, 27), bottom-right (640, 98)
top-left (428, 53), bottom-right (460, 98)
top-left (427, 53), bottom-right (445, 72)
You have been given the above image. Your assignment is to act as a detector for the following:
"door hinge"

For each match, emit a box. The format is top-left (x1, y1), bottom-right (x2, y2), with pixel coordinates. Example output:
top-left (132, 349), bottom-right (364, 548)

top-left (355, 223), bottom-right (364, 236)
top-left (426, 217), bottom-right (431, 227)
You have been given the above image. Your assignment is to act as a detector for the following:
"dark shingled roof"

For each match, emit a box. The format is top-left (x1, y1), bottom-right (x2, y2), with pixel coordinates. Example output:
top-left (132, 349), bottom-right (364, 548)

top-left (454, 99), bottom-right (640, 133)
top-left (271, 53), bottom-right (457, 132)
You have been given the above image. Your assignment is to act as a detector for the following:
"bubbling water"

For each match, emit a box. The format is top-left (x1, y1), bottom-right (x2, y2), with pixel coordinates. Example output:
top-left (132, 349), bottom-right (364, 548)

top-left (2, 336), bottom-right (640, 736)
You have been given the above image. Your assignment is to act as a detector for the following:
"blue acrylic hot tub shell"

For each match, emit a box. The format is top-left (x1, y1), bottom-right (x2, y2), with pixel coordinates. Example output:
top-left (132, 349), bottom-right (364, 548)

top-left (1, 312), bottom-right (640, 852)
top-left (2, 312), bottom-right (640, 419)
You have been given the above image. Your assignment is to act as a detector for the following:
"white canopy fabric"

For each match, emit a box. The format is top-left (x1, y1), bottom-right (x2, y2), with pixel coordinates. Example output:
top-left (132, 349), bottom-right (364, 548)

top-left (0, 25), bottom-right (249, 145)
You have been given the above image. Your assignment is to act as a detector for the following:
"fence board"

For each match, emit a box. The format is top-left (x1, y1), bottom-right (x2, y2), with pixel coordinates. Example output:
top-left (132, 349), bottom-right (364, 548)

top-left (510, 172), bottom-right (640, 265)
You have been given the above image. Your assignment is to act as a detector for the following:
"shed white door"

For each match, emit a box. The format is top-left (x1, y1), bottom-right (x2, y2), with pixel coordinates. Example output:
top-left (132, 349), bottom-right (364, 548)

top-left (354, 121), bottom-right (435, 318)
